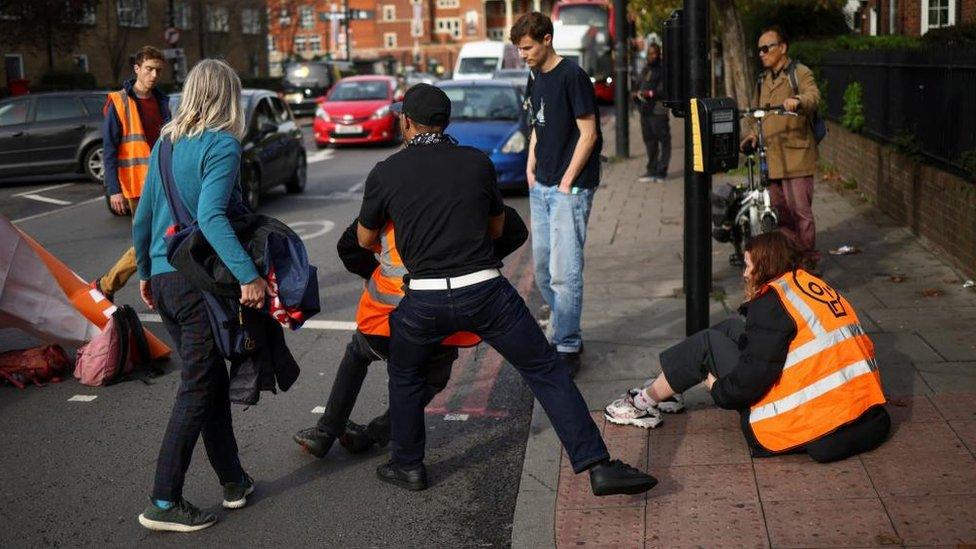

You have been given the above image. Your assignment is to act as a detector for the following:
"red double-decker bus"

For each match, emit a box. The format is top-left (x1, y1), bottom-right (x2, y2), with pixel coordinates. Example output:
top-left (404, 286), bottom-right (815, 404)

top-left (551, 0), bottom-right (615, 102)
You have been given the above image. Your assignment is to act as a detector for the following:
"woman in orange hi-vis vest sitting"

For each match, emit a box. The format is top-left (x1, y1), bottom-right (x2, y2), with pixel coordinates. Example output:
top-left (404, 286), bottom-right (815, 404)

top-left (605, 231), bottom-right (890, 463)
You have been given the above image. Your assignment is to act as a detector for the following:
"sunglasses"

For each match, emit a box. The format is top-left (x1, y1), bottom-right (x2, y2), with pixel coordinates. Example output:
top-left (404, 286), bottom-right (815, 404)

top-left (758, 42), bottom-right (780, 55)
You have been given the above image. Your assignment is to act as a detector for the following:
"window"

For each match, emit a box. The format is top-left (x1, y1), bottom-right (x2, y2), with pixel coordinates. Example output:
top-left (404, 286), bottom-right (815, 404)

top-left (117, 0), bottom-right (148, 27)
top-left (4, 54), bottom-right (24, 81)
top-left (0, 99), bottom-right (29, 126)
top-left (35, 97), bottom-right (86, 122)
top-left (384, 32), bottom-right (397, 48)
top-left (382, 5), bottom-right (395, 21)
top-left (309, 35), bottom-right (322, 52)
top-left (922, 0), bottom-right (955, 32)
top-left (435, 17), bottom-right (461, 38)
top-left (268, 34), bottom-right (277, 51)
top-left (487, 27), bottom-right (505, 40)
top-left (270, 97), bottom-right (292, 122)
top-left (207, 5), bottom-right (230, 32)
top-left (294, 36), bottom-right (307, 53)
top-left (252, 98), bottom-right (276, 132)
top-left (73, 54), bottom-right (89, 72)
top-left (888, 0), bottom-right (896, 34)
top-left (278, 6), bottom-right (291, 26)
top-left (172, 1), bottom-right (192, 29)
top-left (82, 96), bottom-right (106, 115)
top-left (300, 5), bottom-right (314, 28)
top-left (436, 0), bottom-right (459, 8)
top-left (78, 2), bottom-right (96, 25)
top-left (242, 7), bottom-right (262, 34)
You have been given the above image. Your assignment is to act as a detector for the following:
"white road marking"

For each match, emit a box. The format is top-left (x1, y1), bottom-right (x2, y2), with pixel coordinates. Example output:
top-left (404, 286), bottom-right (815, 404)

top-left (12, 183), bottom-right (74, 197)
top-left (12, 197), bottom-right (102, 224)
top-left (288, 220), bottom-right (335, 241)
top-left (291, 192), bottom-right (363, 201)
top-left (20, 194), bottom-right (72, 205)
top-left (348, 181), bottom-right (364, 193)
top-left (443, 413), bottom-right (470, 421)
top-left (311, 406), bottom-right (326, 414)
top-left (68, 395), bottom-right (98, 402)
top-left (306, 149), bottom-right (335, 164)
top-left (138, 313), bottom-right (357, 331)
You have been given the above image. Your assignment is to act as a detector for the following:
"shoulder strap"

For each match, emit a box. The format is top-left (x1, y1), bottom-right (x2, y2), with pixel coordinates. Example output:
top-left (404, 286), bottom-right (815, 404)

top-left (158, 137), bottom-right (194, 227)
top-left (107, 308), bottom-right (131, 385)
top-left (124, 305), bottom-right (151, 366)
top-left (786, 61), bottom-right (800, 96)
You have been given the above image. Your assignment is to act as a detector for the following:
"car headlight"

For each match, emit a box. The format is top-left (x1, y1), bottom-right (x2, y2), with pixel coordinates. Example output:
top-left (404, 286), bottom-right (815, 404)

top-left (501, 131), bottom-right (526, 154)
top-left (606, 77), bottom-right (613, 85)
top-left (316, 107), bottom-right (330, 122)
top-left (372, 105), bottom-right (391, 119)
top-left (590, 76), bottom-right (596, 83)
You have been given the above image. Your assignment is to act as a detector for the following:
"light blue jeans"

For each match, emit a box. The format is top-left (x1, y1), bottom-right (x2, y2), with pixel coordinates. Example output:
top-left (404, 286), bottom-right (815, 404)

top-left (529, 183), bottom-right (595, 353)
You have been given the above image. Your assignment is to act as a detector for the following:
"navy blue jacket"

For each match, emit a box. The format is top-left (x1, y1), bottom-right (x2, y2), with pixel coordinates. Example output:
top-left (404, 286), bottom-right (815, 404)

top-left (103, 79), bottom-right (171, 196)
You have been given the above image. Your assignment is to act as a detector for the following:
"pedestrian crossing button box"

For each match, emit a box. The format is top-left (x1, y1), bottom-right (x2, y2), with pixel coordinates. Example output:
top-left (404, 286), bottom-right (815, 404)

top-left (690, 97), bottom-right (740, 173)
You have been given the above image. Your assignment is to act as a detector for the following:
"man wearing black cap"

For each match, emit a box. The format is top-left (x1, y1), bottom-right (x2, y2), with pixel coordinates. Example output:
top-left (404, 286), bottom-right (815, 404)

top-left (357, 84), bottom-right (657, 496)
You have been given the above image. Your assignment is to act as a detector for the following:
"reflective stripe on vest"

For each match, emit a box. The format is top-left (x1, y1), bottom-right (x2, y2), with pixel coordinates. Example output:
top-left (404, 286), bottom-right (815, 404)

top-left (107, 91), bottom-right (151, 198)
top-left (748, 270), bottom-right (886, 452)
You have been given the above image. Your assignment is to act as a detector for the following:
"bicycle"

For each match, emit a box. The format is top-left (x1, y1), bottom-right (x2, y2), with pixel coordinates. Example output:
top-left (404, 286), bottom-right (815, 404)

top-left (711, 105), bottom-right (799, 266)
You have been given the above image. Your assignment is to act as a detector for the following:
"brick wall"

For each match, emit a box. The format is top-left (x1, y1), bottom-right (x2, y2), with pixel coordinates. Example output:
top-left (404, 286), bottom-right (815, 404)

top-left (820, 121), bottom-right (976, 277)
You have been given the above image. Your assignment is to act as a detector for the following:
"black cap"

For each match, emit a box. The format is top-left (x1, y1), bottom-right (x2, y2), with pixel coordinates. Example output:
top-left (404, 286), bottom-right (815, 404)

top-left (390, 83), bottom-right (451, 127)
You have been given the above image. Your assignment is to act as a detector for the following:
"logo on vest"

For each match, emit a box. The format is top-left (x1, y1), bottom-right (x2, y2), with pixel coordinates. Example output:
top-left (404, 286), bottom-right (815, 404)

top-left (798, 279), bottom-right (847, 318)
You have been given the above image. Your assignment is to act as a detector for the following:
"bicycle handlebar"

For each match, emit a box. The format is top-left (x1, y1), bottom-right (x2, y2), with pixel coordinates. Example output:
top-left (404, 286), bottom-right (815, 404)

top-left (740, 105), bottom-right (799, 119)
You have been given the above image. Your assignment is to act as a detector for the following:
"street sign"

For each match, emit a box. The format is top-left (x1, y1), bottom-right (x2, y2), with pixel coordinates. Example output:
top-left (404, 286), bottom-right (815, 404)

top-left (349, 9), bottom-right (373, 20)
top-left (162, 48), bottom-right (184, 60)
top-left (164, 27), bottom-right (180, 46)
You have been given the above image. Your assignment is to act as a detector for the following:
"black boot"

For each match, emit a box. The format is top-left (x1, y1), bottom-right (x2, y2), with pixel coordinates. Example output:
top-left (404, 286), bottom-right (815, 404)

top-left (588, 459), bottom-right (658, 496)
top-left (365, 412), bottom-right (391, 448)
top-left (339, 421), bottom-right (377, 454)
top-left (293, 427), bottom-right (337, 458)
top-left (376, 461), bottom-right (427, 491)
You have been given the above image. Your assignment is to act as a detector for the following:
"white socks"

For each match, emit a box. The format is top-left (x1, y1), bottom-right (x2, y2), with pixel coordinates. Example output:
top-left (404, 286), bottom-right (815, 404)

top-left (633, 389), bottom-right (657, 411)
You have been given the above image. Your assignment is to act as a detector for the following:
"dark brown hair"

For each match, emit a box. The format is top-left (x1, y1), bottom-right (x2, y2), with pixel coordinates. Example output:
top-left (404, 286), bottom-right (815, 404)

top-left (510, 12), bottom-right (553, 45)
top-left (135, 46), bottom-right (165, 66)
top-left (744, 231), bottom-right (798, 299)
top-left (760, 25), bottom-right (789, 46)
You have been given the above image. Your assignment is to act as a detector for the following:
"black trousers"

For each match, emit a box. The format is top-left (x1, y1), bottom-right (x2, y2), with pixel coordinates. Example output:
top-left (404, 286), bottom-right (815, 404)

top-left (640, 112), bottom-right (671, 178)
top-left (316, 330), bottom-right (457, 439)
top-left (658, 317), bottom-right (890, 463)
top-left (150, 272), bottom-right (243, 501)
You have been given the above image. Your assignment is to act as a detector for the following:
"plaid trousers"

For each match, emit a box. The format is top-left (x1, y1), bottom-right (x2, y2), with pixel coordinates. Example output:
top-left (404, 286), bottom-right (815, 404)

top-left (150, 272), bottom-right (243, 501)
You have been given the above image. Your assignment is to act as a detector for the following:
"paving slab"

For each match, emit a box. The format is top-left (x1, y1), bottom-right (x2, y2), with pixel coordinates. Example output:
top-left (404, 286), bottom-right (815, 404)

top-left (883, 495), bottom-right (976, 546)
top-left (763, 498), bottom-right (898, 548)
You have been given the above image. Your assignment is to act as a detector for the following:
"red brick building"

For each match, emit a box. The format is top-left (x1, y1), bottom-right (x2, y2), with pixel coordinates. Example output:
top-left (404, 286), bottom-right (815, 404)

top-left (856, 0), bottom-right (976, 36)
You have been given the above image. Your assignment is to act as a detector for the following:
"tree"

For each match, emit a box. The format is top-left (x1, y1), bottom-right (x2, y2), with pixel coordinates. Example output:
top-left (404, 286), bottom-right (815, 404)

top-left (98, 0), bottom-right (132, 85)
top-left (0, 0), bottom-right (98, 72)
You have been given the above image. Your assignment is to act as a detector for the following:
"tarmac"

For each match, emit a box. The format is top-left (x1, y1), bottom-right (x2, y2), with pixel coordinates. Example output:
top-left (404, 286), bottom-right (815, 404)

top-left (511, 113), bottom-right (976, 548)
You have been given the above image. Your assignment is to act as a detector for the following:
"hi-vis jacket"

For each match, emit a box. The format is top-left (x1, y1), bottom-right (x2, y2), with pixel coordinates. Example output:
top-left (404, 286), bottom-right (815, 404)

top-left (748, 269), bottom-right (886, 452)
top-left (103, 79), bottom-right (170, 198)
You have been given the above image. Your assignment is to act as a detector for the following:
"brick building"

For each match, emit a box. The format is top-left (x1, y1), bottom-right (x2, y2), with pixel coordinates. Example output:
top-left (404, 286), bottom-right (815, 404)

top-left (1, 0), bottom-right (268, 90)
top-left (856, 0), bottom-right (976, 36)
top-left (268, 0), bottom-right (554, 77)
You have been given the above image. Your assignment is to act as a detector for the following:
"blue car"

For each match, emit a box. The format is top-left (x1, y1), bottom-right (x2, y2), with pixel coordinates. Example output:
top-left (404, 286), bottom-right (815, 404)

top-left (437, 80), bottom-right (528, 191)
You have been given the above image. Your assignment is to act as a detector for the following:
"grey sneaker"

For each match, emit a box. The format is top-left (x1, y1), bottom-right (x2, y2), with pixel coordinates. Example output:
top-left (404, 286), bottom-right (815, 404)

top-left (222, 473), bottom-right (255, 509)
top-left (628, 382), bottom-right (686, 414)
top-left (138, 498), bottom-right (216, 532)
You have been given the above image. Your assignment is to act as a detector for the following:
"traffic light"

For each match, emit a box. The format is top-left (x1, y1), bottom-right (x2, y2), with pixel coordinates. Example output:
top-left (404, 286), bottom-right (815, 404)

top-left (662, 9), bottom-right (686, 116)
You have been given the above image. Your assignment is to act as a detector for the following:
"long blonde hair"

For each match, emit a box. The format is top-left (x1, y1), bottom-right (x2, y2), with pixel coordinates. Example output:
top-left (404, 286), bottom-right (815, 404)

top-left (161, 59), bottom-right (245, 142)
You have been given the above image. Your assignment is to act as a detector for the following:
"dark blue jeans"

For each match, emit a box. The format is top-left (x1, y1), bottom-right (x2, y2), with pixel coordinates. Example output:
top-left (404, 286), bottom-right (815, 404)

top-left (388, 276), bottom-right (609, 473)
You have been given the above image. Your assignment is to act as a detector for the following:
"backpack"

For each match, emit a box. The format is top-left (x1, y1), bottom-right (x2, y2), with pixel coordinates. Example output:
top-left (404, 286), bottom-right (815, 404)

top-left (74, 305), bottom-right (153, 386)
top-left (756, 60), bottom-right (827, 144)
top-left (0, 345), bottom-right (72, 388)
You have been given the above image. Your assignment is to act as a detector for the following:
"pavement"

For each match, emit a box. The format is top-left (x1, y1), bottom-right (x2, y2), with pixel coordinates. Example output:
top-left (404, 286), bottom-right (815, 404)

top-left (511, 114), bottom-right (976, 548)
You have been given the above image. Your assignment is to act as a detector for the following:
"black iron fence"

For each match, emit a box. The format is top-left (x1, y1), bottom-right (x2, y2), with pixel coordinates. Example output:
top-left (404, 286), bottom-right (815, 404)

top-left (816, 49), bottom-right (976, 178)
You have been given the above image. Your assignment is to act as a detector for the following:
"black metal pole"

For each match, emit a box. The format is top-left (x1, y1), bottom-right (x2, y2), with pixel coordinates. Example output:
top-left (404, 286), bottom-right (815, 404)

top-left (344, 2), bottom-right (351, 61)
top-left (683, 0), bottom-right (710, 335)
top-left (612, 0), bottom-right (629, 157)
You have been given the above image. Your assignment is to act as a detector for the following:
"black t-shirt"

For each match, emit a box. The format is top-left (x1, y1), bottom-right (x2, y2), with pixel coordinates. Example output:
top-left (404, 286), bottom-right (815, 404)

top-left (529, 58), bottom-right (603, 189)
top-left (358, 142), bottom-right (505, 279)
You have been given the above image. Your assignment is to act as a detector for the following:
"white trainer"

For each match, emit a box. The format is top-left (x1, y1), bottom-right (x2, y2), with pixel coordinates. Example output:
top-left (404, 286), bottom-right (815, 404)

top-left (627, 383), bottom-right (686, 414)
top-left (604, 396), bottom-right (663, 429)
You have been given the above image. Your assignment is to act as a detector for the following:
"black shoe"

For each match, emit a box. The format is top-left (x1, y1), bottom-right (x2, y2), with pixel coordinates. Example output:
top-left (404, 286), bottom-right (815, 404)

top-left (558, 351), bottom-right (581, 378)
top-left (376, 461), bottom-right (428, 491)
top-left (365, 415), bottom-right (391, 448)
top-left (293, 427), bottom-right (336, 458)
top-left (222, 472), bottom-right (255, 509)
top-left (589, 459), bottom-right (658, 496)
top-left (339, 421), bottom-right (376, 454)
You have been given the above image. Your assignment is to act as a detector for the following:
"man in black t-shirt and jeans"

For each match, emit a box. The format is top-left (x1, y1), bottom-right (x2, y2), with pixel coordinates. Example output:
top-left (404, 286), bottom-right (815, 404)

top-left (357, 83), bottom-right (656, 497)
top-left (512, 12), bottom-right (602, 376)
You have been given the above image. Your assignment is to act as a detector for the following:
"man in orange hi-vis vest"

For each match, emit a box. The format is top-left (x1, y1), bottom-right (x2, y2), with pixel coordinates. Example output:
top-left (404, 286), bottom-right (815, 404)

top-left (293, 208), bottom-right (528, 458)
top-left (91, 46), bottom-right (171, 302)
top-left (605, 232), bottom-right (890, 463)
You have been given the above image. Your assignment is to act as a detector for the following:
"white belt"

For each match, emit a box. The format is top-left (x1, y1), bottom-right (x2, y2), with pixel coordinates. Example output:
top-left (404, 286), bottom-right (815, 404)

top-left (408, 269), bottom-right (501, 290)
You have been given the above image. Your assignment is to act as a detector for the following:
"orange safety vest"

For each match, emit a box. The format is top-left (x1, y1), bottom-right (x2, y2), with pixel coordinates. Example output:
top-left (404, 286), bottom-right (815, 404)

top-left (749, 269), bottom-right (886, 452)
top-left (105, 91), bottom-right (152, 199)
top-left (356, 223), bottom-right (480, 347)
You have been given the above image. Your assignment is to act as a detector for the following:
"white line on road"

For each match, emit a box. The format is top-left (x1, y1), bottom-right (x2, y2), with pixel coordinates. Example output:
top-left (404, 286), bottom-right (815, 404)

top-left (68, 395), bottom-right (98, 402)
top-left (443, 414), bottom-right (470, 421)
top-left (348, 181), bottom-right (364, 193)
top-left (311, 406), bottom-right (326, 414)
top-left (306, 149), bottom-right (335, 164)
top-left (292, 192), bottom-right (362, 201)
top-left (12, 183), bottom-right (74, 197)
top-left (137, 313), bottom-right (357, 331)
top-left (20, 194), bottom-right (72, 205)
top-left (12, 197), bottom-right (103, 224)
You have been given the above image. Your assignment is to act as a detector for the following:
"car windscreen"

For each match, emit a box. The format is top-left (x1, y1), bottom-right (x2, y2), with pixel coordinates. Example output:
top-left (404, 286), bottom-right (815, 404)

top-left (457, 57), bottom-right (499, 74)
top-left (284, 64), bottom-right (331, 88)
top-left (557, 4), bottom-right (607, 28)
top-left (0, 99), bottom-right (29, 126)
top-left (442, 86), bottom-right (520, 121)
top-left (326, 81), bottom-right (389, 101)
top-left (168, 95), bottom-right (252, 115)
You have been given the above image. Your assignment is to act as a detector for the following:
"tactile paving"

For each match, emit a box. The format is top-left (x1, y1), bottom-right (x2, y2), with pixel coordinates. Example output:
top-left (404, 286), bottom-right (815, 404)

top-left (558, 437), bottom-right (648, 510)
top-left (862, 452), bottom-right (976, 497)
top-left (861, 418), bottom-right (970, 460)
top-left (651, 463), bottom-right (758, 504)
top-left (644, 499), bottom-right (768, 548)
top-left (647, 406), bottom-right (742, 436)
top-left (884, 394), bottom-right (944, 424)
top-left (949, 419), bottom-right (976, 455)
top-left (648, 430), bottom-right (751, 467)
top-left (556, 507), bottom-right (645, 547)
top-left (883, 495), bottom-right (976, 546)
top-left (929, 391), bottom-right (976, 421)
top-left (754, 459), bottom-right (877, 502)
top-left (763, 498), bottom-right (897, 548)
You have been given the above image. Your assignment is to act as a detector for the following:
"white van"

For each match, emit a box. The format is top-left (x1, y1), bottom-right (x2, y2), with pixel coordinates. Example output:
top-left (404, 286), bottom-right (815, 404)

top-left (453, 41), bottom-right (522, 80)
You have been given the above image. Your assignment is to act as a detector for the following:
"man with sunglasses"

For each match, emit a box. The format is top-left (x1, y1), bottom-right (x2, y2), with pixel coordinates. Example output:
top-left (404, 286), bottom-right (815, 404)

top-left (740, 25), bottom-right (822, 272)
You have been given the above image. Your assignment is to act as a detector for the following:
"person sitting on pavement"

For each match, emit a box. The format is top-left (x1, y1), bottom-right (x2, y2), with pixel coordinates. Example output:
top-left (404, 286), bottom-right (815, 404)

top-left (357, 83), bottom-right (656, 496)
top-left (293, 208), bottom-right (528, 457)
top-left (605, 232), bottom-right (891, 463)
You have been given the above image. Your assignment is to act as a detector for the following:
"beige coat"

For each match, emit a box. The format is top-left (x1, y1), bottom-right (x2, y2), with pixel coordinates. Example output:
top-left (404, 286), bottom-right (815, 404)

top-left (749, 59), bottom-right (821, 179)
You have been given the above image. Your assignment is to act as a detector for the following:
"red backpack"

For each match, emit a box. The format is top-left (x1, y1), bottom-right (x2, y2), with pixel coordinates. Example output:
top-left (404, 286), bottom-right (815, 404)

top-left (74, 305), bottom-right (153, 387)
top-left (0, 345), bottom-right (72, 388)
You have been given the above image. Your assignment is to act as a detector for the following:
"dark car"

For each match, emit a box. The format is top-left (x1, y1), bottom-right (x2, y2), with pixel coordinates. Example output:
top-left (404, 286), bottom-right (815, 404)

top-left (160, 89), bottom-right (306, 212)
top-left (0, 91), bottom-right (108, 183)
top-left (281, 61), bottom-right (347, 117)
